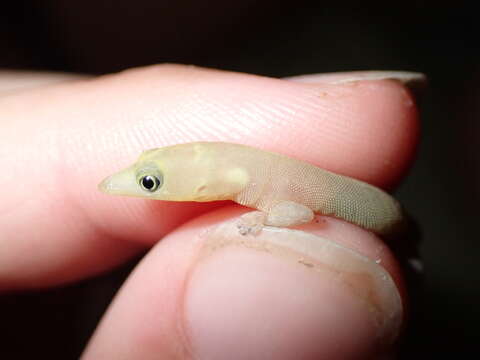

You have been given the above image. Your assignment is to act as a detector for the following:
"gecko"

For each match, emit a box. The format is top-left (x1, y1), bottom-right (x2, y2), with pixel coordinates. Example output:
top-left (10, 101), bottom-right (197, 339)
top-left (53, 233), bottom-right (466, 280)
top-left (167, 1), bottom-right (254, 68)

top-left (99, 142), bottom-right (404, 236)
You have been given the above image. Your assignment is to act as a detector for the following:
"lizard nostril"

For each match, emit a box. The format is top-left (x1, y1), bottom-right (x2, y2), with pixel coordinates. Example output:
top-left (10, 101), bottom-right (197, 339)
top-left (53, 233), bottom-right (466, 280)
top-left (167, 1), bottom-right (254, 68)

top-left (196, 185), bottom-right (207, 193)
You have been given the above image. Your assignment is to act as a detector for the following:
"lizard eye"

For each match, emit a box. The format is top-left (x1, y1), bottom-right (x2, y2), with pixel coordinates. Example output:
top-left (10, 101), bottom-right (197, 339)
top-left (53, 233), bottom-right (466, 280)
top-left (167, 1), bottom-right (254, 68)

top-left (139, 175), bottom-right (162, 192)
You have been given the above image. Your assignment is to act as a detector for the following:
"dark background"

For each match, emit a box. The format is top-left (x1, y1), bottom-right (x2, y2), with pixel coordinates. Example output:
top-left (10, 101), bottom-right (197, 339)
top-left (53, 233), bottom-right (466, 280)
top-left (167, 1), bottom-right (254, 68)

top-left (1, 1), bottom-right (479, 358)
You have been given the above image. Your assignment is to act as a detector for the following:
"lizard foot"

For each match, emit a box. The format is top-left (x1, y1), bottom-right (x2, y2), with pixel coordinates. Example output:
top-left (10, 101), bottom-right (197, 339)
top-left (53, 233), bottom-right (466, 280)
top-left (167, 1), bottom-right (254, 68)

top-left (237, 211), bottom-right (267, 236)
top-left (265, 201), bottom-right (315, 227)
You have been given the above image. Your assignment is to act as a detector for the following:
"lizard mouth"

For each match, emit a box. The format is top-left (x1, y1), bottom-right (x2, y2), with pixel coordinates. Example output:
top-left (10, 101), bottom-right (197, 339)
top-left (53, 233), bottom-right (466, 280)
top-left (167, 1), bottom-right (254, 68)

top-left (98, 165), bottom-right (139, 196)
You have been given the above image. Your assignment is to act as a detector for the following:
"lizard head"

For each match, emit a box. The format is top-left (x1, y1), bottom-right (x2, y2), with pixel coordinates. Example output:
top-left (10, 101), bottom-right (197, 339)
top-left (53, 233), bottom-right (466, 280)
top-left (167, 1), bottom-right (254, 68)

top-left (98, 142), bottom-right (249, 202)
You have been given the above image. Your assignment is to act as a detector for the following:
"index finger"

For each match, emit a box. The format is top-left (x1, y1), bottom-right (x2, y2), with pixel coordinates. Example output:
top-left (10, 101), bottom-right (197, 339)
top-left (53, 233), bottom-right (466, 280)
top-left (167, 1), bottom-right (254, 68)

top-left (0, 65), bottom-right (420, 289)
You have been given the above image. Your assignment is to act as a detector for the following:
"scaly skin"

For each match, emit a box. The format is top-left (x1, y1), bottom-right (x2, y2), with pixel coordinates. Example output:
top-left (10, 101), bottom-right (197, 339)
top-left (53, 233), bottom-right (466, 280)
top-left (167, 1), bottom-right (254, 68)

top-left (99, 142), bottom-right (404, 236)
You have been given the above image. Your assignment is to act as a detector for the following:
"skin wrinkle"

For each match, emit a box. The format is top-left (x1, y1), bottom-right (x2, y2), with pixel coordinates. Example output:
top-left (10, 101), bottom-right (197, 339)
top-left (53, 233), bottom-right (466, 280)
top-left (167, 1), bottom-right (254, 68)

top-left (161, 71), bottom-right (356, 150)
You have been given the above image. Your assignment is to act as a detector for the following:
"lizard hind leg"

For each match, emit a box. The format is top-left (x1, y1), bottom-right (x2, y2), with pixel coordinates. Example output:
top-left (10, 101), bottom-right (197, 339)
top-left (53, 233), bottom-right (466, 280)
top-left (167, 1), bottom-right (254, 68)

top-left (265, 201), bottom-right (315, 227)
top-left (236, 201), bottom-right (314, 236)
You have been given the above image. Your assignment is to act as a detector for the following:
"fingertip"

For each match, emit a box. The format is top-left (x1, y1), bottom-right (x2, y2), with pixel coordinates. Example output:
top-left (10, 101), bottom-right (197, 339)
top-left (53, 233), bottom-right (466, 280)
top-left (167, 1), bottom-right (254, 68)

top-left (289, 78), bottom-right (420, 188)
top-left (84, 207), bottom-right (405, 359)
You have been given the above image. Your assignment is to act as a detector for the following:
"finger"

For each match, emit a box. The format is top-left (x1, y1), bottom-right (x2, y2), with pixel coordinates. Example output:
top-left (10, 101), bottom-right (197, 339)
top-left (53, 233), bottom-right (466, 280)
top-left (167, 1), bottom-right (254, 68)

top-left (0, 65), bottom-right (419, 289)
top-left (0, 70), bottom-right (88, 96)
top-left (83, 206), bottom-right (405, 359)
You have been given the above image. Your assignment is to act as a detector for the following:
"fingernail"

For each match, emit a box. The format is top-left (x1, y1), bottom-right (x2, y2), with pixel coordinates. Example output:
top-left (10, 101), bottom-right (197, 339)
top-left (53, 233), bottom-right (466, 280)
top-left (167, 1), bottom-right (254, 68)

top-left (184, 220), bottom-right (402, 360)
top-left (287, 70), bottom-right (427, 95)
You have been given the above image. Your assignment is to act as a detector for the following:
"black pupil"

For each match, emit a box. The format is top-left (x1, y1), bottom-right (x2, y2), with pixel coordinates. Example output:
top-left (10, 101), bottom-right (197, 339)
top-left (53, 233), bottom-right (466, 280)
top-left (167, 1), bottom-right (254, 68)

top-left (141, 176), bottom-right (157, 190)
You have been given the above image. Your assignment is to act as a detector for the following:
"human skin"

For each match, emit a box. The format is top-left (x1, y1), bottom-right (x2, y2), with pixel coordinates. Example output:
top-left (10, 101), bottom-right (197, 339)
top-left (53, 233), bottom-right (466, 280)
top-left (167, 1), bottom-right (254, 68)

top-left (0, 65), bottom-right (419, 359)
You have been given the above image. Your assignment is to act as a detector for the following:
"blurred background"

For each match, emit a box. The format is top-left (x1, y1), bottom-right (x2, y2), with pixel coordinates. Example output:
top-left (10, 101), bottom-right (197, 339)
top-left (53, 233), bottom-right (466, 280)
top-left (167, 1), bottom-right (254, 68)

top-left (1, 0), bottom-right (479, 358)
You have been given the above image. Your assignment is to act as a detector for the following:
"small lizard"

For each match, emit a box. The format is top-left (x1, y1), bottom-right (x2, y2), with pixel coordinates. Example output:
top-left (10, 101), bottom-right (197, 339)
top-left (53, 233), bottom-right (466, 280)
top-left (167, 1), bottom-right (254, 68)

top-left (99, 142), bottom-right (404, 236)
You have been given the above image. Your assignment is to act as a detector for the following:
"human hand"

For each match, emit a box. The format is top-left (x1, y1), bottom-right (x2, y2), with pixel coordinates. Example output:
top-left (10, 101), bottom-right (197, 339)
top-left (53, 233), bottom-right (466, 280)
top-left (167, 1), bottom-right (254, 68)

top-left (0, 65), bottom-right (421, 359)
